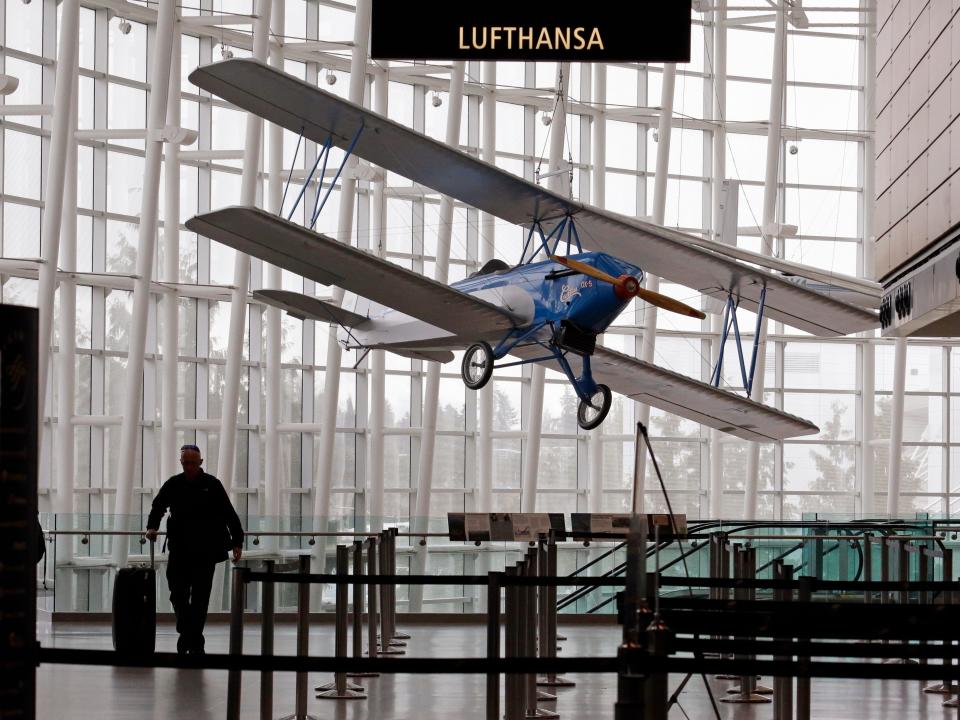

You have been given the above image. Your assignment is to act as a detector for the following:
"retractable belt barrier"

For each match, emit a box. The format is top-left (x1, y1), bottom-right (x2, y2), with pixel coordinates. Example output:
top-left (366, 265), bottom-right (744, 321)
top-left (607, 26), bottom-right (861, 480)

top-left (37, 529), bottom-right (960, 720)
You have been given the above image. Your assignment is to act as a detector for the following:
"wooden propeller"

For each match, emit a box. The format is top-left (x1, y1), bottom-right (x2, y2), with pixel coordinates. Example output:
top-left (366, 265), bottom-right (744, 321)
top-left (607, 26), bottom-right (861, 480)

top-left (550, 255), bottom-right (706, 320)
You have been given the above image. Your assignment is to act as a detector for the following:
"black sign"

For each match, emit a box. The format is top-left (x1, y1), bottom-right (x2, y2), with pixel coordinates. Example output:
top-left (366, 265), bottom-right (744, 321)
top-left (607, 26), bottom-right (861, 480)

top-left (0, 305), bottom-right (39, 720)
top-left (371, 1), bottom-right (692, 63)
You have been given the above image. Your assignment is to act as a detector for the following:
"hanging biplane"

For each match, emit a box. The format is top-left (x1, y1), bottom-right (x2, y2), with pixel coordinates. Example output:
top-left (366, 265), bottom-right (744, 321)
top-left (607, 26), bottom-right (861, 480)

top-left (185, 58), bottom-right (879, 442)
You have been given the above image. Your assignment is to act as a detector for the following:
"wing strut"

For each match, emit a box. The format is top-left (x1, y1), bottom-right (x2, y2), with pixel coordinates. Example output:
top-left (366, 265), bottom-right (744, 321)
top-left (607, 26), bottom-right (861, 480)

top-left (519, 214), bottom-right (583, 264)
top-left (280, 122), bottom-right (365, 228)
top-left (710, 286), bottom-right (767, 396)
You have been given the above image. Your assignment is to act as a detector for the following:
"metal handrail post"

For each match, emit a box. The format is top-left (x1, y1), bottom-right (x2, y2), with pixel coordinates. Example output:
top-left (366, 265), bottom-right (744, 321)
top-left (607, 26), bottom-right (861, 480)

top-left (486, 571), bottom-right (503, 720)
top-left (259, 559), bottom-right (275, 720)
top-left (226, 566), bottom-right (246, 720)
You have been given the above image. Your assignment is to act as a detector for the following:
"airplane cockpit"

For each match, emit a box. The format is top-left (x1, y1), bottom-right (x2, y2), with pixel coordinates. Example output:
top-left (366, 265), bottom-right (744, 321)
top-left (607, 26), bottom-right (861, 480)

top-left (468, 258), bottom-right (511, 278)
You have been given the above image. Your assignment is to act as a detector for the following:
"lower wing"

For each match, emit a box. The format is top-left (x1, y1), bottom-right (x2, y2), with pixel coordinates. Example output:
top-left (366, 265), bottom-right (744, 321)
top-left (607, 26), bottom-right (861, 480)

top-left (511, 344), bottom-right (818, 442)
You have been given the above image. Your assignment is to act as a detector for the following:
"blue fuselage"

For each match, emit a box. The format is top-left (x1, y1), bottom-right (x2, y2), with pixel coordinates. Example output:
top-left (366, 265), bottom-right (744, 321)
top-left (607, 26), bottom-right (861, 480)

top-left (451, 251), bottom-right (645, 338)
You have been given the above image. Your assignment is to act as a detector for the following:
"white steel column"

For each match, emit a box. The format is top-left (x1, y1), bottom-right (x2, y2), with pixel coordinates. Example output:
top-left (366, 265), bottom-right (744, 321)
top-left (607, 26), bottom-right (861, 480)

top-left (367, 67), bottom-right (388, 526)
top-left (37, 0), bottom-right (79, 439)
top-left (588, 63), bottom-right (606, 514)
top-left (311, 0), bottom-right (372, 594)
top-left (743, 5), bottom-right (787, 520)
top-left (860, 0), bottom-right (877, 517)
top-left (56, 55), bottom-right (79, 514)
top-left (263, 0), bottom-right (285, 553)
top-left (409, 62), bottom-right (466, 612)
top-left (709, 1), bottom-right (728, 519)
top-left (633, 63), bottom-right (676, 512)
top-left (160, 24), bottom-right (181, 484)
top-left (54, 48), bottom-right (79, 604)
top-left (887, 337), bottom-right (907, 516)
top-left (476, 61), bottom-right (497, 513)
top-left (521, 62), bottom-right (569, 513)
top-left (215, 0), bottom-right (272, 494)
top-left (112, 0), bottom-right (178, 566)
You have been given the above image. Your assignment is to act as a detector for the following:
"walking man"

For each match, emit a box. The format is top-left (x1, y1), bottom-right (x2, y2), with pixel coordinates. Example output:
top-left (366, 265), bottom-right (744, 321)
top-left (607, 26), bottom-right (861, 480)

top-left (145, 444), bottom-right (244, 654)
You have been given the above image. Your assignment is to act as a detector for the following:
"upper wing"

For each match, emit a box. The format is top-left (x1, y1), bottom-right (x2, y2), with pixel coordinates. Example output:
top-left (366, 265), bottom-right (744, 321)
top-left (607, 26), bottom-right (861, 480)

top-left (571, 209), bottom-right (877, 336)
top-left (511, 344), bottom-right (818, 442)
top-left (186, 207), bottom-right (523, 338)
top-left (189, 58), bottom-right (877, 337)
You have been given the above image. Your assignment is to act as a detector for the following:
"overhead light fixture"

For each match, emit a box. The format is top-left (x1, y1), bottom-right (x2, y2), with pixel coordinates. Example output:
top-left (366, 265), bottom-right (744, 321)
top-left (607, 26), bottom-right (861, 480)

top-left (789, 144), bottom-right (799, 155)
top-left (117, 18), bottom-right (131, 35)
top-left (21, 0), bottom-right (31, 5)
top-left (431, 92), bottom-right (442, 108)
top-left (540, 112), bottom-right (552, 126)
top-left (325, 70), bottom-right (337, 85)
top-left (652, 130), bottom-right (660, 143)
top-left (220, 44), bottom-right (234, 60)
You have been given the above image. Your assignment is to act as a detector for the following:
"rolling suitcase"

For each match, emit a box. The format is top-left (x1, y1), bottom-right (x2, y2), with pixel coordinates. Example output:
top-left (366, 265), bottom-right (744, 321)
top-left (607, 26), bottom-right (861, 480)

top-left (112, 540), bottom-right (156, 654)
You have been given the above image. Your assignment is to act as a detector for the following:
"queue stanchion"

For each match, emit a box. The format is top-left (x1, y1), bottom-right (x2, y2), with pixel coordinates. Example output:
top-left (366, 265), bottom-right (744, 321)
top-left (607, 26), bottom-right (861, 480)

top-left (517, 554), bottom-right (530, 718)
top-left (553, 531), bottom-right (566, 642)
top-left (525, 547), bottom-right (557, 719)
top-left (348, 540), bottom-right (377, 678)
top-left (941, 548), bottom-right (960, 706)
top-left (749, 545), bottom-right (774, 695)
top-left (885, 541), bottom-right (920, 665)
top-left (486, 571), bottom-right (504, 720)
top-left (721, 545), bottom-right (770, 704)
top-left (365, 537), bottom-right (380, 666)
top-left (643, 543), bottom-right (671, 720)
top-left (316, 546), bottom-right (365, 700)
top-left (773, 560), bottom-right (794, 720)
top-left (539, 532), bottom-right (574, 689)
top-left (226, 565), bottom-right (246, 720)
top-left (516, 555), bottom-right (531, 720)
top-left (377, 530), bottom-right (403, 655)
top-left (863, 534), bottom-right (873, 604)
top-left (259, 559), bottom-right (275, 720)
top-left (278, 555), bottom-right (321, 719)
top-left (919, 546), bottom-right (933, 671)
top-left (389, 528), bottom-right (411, 641)
top-left (504, 564), bottom-right (520, 720)
top-left (707, 533), bottom-right (725, 657)
top-left (796, 576), bottom-right (813, 720)
top-left (715, 541), bottom-right (740, 682)
top-left (534, 538), bottom-right (557, 703)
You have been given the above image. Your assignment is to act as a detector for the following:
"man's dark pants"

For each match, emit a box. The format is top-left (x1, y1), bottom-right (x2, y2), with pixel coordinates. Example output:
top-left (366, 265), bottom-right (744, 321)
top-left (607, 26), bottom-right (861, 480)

top-left (166, 551), bottom-right (217, 653)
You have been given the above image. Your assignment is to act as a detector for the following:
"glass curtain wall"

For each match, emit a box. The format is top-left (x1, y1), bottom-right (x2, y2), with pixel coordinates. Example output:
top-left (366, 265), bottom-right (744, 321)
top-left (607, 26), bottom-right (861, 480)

top-left (5, 0), bottom-right (954, 529)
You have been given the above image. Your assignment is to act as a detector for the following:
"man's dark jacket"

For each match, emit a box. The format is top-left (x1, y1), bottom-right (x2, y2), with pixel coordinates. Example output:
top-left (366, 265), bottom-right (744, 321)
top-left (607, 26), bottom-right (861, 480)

top-left (147, 471), bottom-right (244, 563)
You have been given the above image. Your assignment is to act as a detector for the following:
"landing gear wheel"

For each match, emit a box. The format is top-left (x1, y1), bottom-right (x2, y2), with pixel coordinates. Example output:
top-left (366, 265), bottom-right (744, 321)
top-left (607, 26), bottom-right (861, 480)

top-left (462, 342), bottom-right (494, 390)
top-left (577, 384), bottom-right (612, 430)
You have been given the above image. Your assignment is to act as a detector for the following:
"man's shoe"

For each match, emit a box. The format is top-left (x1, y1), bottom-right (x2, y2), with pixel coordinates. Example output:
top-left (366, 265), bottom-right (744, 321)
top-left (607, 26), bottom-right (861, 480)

top-left (177, 636), bottom-right (189, 655)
